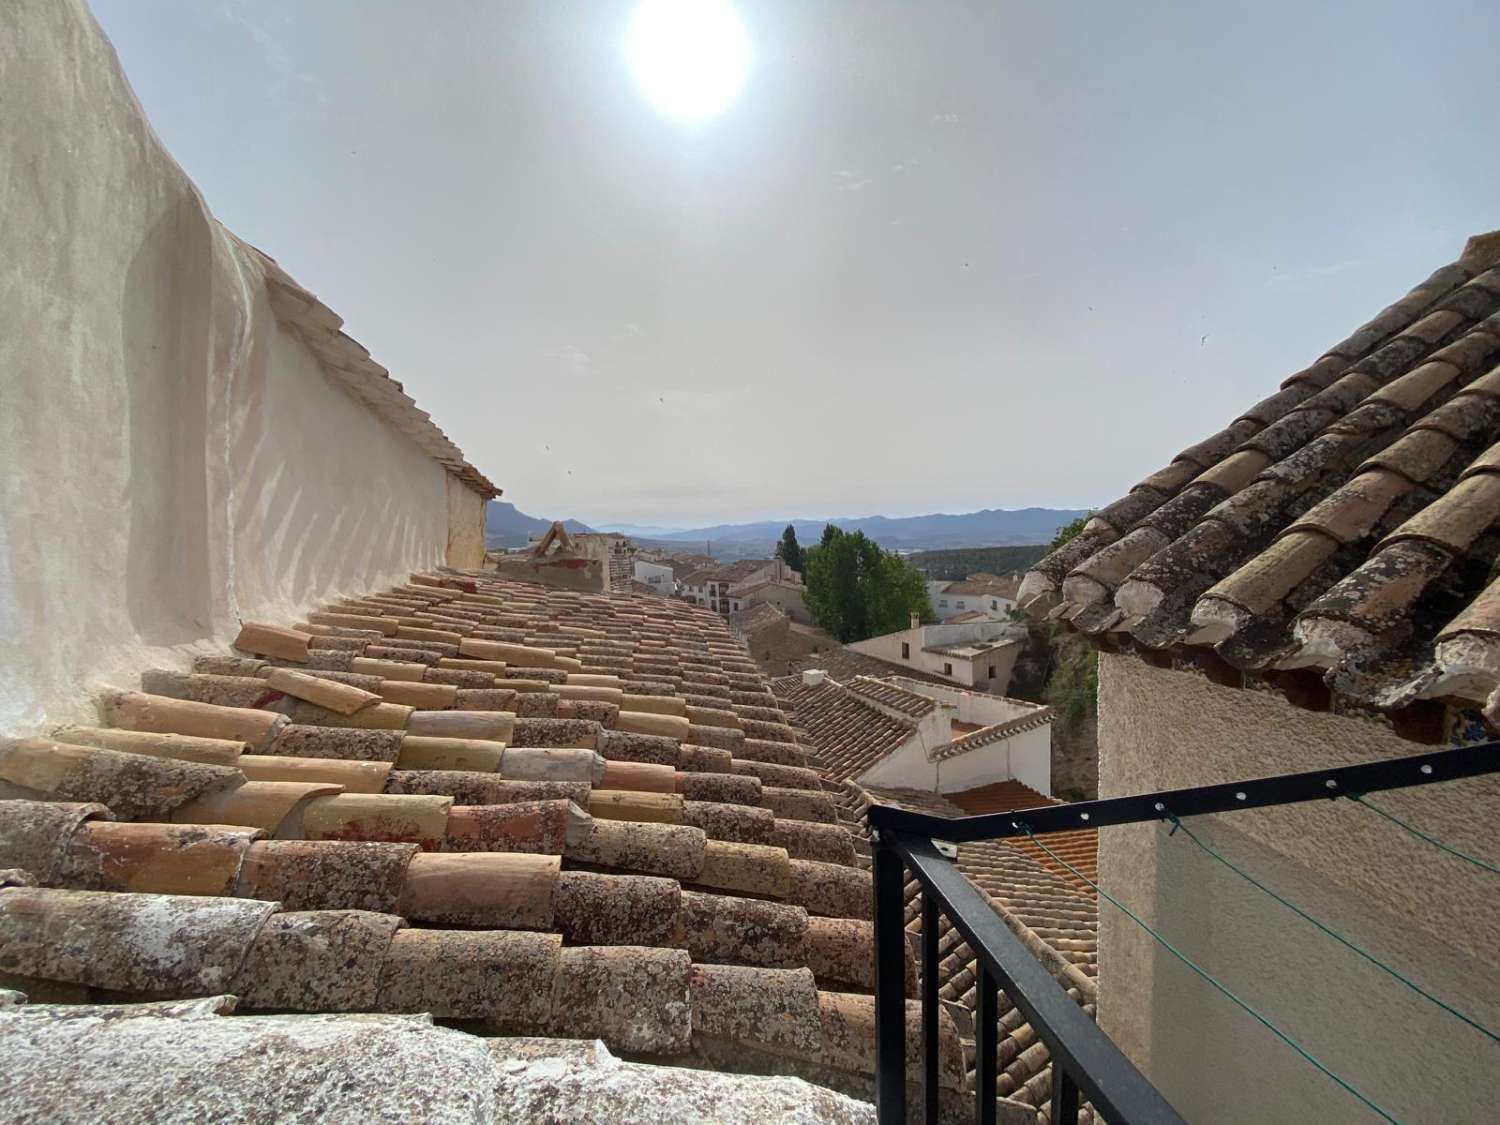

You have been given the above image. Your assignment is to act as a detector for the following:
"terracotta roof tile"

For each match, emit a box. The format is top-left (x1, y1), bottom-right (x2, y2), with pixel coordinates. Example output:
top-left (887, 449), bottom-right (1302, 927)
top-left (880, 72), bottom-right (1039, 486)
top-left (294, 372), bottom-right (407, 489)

top-left (843, 676), bottom-right (938, 718)
top-left (0, 570), bottom-right (951, 1105)
top-left (839, 783), bottom-right (1099, 1120)
top-left (926, 705), bottom-right (1054, 763)
top-left (769, 677), bottom-right (917, 782)
top-left (1021, 231), bottom-right (1500, 731)
top-left (785, 646), bottom-right (956, 688)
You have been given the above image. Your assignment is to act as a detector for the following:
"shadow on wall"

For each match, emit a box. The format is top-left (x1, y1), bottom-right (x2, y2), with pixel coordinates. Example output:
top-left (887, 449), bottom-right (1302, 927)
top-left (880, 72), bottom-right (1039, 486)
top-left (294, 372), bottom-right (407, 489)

top-left (228, 297), bottom-right (439, 609)
top-left (123, 199), bottom-right (214, 645)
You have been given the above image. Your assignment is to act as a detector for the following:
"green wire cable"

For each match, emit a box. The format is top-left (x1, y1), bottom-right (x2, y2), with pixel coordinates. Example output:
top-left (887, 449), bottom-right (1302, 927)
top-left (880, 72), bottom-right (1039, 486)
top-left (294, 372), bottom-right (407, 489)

top-left (1347, 793), bottom-right (1500, 877)
top-left (1162, 810), bottom-right (1499, 1046)
top-left (1017, 823), bottom-right (1401, 1125)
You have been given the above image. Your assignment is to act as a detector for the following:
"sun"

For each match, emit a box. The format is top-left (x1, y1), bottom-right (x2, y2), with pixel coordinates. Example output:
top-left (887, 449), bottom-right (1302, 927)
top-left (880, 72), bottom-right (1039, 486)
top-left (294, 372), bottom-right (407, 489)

top-left (628, 0), bottom-right (750, 122)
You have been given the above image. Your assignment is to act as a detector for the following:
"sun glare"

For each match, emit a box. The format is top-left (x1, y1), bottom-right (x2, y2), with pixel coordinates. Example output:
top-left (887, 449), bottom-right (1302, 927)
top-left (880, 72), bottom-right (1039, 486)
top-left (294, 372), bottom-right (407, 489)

top-left (628, 0), bottom-right (749, 122)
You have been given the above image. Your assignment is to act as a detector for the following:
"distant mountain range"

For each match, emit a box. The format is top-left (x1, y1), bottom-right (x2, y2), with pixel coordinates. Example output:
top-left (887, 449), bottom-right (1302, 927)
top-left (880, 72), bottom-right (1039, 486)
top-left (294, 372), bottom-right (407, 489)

top-left (484, 502), bottom-right (593, 548)
top-left (602, 508), bottom-right (1089, 556)
top-left (488, 503), bottom-right (1089, 556)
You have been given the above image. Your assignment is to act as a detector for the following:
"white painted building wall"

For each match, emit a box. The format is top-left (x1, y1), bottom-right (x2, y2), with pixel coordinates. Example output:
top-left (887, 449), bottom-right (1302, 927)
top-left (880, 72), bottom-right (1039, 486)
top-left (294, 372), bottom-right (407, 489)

top-left (0, 0), bottom-right (485, 732)
top-left (854, 678), bottom-right (1053, 795)
top-left (634, 560), bottom-right (674, 592)
top-left (848, 621), bottom-right (1023, 691)
top-left (857, 721), bottom-right (1050, 795)
top-left (928, 582), bottom-right (1015, 622)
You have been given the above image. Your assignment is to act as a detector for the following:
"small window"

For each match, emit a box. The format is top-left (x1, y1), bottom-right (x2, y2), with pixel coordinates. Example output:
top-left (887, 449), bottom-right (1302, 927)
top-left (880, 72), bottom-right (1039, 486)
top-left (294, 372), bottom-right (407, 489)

top-left (938, 599), bottom-right (948, 608)
top-left (901, 642), bottom-right (910, 660)
top-left (988, 664), bottom-right (996, 679)
top-left (943, 662), bottom-right (953, 676)
top-left (991, 600), bottom-right (998, 610)
top-left (956, 600), bottom-right (966, 609)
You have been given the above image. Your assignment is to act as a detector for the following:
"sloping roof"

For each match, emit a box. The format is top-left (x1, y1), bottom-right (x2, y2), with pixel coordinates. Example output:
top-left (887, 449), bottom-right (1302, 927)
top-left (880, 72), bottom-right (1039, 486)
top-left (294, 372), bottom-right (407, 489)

top-left (947, 780), bottom-right (1099, 892)
top-left (770, 677), bottom-right (917, 783)
top-left (786, 646), bottom-right (956, 688)
top-left (1020, 231), bottom-right (1500, 736)
top-left (838, 784), bottom-right (1098, 1117)
top-left (254, 248), bottom-right (499, 499)
top-left (944, 577), bottom-right (1021, 599)
top-left (687, 560), bottom-right (774, 588)
top-left (927, 705), bottom-right (1054, 763)
top-left (0, 573), bottom-right (973, 1105)
top-left (732, 602), bottom-right (789, 635)
top-left (843, 676), bottom-right (937, 718)
top-left (729, 577), bottom-right (803, 598)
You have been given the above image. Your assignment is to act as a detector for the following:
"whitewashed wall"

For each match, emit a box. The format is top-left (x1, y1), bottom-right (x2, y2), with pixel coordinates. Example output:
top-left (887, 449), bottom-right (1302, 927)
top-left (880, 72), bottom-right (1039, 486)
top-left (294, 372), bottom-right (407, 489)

top-left (0, 0), bottom-right (470, 731)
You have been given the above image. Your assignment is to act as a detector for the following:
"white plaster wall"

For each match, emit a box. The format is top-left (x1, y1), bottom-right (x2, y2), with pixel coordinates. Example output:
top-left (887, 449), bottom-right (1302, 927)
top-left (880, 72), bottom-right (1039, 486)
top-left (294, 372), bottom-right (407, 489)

top-left (749, 583), bottom-right (812, 625)
top-left (228, 320), bottom-right (450, 615)
top-left (0, 0), bottom-right (453, 732)
top-left (849, 627), bottom-right (1020, 691)
top-left (857, 738), bottom-right (938, 790)
top-left (1008, 724), bottom-right (1052, 794)
top-left (634, 560), bottom-right (673, 589)
top-left (859, 723), bottom-right (1050, 796)
top-left (1096, 654), bottom-right (1500, 1123)
top-left (931, 592), bottom-right (1011, 621)
top-left (445, 476), bottom-right (487, 569)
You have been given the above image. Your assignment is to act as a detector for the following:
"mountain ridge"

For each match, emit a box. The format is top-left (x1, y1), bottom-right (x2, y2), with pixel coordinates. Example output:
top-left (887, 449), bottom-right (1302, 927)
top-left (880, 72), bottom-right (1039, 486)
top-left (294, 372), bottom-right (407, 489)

top-left (484, 501), bottom-right (594, 548)
top-left (594, 507), bottom-right (1088, 550)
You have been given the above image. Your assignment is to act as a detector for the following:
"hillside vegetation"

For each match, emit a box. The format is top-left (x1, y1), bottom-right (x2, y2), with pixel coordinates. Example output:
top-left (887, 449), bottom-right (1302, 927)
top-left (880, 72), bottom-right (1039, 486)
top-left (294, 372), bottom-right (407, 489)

top-left (907, 544), bottom-right (1049, 580)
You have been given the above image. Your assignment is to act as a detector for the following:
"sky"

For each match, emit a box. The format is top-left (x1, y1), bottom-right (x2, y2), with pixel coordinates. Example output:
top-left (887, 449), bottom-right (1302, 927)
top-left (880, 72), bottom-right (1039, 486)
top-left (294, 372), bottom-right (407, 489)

top-left (91, 0), bottom-right (1500, 529)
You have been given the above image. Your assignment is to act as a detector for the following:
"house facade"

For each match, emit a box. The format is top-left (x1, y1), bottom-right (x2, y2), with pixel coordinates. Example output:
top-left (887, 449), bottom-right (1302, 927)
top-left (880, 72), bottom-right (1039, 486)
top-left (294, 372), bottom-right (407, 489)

top-left (846, 617), bottom-right (1025, 693)
top-left (726, 576), bottom-right (811, 623)
top-left (1020, 231), bottom-right (1500, 1124)
top-left (632, 558), bottom-right (674, 594)
top-left (926, 574), bottom-right (1020, 622)
top-left (680, 558), bottom-right (796, 616)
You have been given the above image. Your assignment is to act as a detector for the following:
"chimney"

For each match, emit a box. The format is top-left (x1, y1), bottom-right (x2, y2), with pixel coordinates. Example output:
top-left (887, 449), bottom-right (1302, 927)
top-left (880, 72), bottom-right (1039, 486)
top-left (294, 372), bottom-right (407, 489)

top-left (802, 669), bottom-right (827, 687)
top-left (909, 612), bottom-right (920, 630)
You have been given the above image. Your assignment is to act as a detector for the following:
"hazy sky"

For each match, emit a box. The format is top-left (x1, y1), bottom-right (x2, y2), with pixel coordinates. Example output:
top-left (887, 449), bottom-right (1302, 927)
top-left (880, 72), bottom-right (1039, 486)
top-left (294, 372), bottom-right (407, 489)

top-left (92, 1), bottom-right (1500, 529)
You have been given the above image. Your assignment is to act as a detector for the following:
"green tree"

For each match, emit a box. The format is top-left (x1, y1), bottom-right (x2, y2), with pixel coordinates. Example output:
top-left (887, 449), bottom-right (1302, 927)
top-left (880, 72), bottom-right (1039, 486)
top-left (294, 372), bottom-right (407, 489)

top-left (803, 527), bottom-right (933, 643)
top-left (1038, 510), bottom-right (1100, 787)
top-left (774, 524), bottom-right (804, 572)
top-left (1048, 512), bottom-right (1093, 552)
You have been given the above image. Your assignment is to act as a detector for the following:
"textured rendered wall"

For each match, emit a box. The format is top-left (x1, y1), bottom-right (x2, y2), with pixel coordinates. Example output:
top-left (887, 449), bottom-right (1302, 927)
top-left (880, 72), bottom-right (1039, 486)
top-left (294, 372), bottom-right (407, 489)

top-left (0, 0), bottom-right (456, 731)
top-left (445, 476), bottom-right (488, 569)
top-left (1096, 654), bottom-right (1500, 1123)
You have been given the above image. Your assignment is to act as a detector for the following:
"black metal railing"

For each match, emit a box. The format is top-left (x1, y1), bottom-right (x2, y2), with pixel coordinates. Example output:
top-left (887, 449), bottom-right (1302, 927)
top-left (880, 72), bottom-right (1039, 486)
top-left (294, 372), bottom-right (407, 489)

top-left (867, 741), bottom-right (1500, 1124)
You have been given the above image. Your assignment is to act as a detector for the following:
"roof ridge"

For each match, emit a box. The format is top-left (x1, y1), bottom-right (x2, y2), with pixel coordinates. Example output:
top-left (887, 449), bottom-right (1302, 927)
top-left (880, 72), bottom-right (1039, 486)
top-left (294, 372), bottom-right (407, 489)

top-left (1017, 235), bottom-right (1500, 729)
top-left (928, 706), bottom-right (1055, 762)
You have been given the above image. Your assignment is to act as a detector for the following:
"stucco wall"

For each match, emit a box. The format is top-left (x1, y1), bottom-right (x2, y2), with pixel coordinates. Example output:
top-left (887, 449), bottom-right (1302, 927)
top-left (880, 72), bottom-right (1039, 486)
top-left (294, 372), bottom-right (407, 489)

top-left (849, 626), bottom-right (1020, 692)
top-left (1096, 654), bottom-right (1500, 1123)
top-left (859, 722), bottom-right (1050, 796)
top-left (746, 583), bottom-right (812, 625)
top-left (0, 0), bottom-right (466, 731)
top-left (445, 475), bottom-right (487, 569)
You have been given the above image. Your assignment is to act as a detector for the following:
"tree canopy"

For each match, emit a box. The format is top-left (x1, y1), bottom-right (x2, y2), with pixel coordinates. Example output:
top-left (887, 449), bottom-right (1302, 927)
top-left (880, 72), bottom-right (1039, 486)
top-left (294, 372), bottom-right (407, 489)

top-left (802, 525), bottom-right (933, 643)
top-left (1048, 512), bottom-right (1094, 551)
top-left (774, 524), bottom-right (804, 572)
